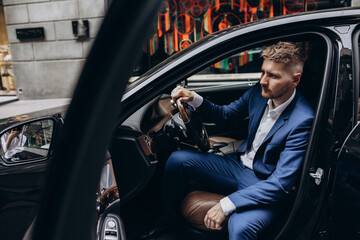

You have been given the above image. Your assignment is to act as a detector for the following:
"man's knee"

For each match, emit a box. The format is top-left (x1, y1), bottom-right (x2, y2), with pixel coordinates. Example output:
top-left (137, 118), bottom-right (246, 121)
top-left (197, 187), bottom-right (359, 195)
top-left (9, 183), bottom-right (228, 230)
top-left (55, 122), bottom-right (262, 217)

top-left (228, 214), bottom-right (264, 240)
top-left (166, 150), bottom-right (196, 171)
top-left (166, 151), bottom-right (185, 170)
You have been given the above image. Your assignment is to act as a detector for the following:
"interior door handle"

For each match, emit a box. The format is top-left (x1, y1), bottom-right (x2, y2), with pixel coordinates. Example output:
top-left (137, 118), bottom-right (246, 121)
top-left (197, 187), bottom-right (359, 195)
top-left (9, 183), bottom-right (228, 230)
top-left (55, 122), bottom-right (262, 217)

top-left (309, 168), bottom-right (324, 185)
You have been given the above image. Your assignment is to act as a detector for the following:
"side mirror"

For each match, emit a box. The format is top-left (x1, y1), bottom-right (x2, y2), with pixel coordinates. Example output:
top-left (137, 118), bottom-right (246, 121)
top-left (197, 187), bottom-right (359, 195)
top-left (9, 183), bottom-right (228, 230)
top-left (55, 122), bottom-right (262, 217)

top-left (0, 119), bottom-right (55, 163)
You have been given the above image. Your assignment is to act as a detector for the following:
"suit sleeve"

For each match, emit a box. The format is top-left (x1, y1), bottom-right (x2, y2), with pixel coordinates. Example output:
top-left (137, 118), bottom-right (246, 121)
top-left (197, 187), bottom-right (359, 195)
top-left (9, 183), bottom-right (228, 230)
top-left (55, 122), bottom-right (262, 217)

top-left (227, 117), bottom-right (313, 211)
top-left (194, 84), bottom-right (259, 123)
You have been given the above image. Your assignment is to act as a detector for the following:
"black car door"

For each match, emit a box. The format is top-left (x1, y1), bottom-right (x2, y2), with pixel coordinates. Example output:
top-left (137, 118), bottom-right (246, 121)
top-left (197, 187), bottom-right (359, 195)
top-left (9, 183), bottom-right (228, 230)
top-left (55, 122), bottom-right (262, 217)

top-left (332, 122), bottom-right (360, 240)
top-left (329, 28), bottom-right (360, 240)
top-left (0, 115), bottom-right (63, 240)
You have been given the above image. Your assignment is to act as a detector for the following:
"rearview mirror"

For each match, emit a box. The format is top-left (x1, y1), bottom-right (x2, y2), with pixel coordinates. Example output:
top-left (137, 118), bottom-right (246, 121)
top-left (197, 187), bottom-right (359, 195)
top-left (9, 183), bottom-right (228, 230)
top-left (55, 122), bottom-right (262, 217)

top-left (0, 119), bottom-right (54, 163)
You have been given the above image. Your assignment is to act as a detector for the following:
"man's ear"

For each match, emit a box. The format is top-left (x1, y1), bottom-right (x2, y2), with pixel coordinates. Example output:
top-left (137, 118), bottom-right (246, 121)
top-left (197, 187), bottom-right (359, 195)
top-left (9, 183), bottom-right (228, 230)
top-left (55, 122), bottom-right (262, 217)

top-left (292, 73), bottom-right (301, 87)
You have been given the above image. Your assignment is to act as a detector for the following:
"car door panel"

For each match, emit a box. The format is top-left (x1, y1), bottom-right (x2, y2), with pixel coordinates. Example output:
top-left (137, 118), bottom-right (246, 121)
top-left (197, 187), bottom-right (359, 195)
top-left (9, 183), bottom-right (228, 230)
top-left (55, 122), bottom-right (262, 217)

top-left (0, 164), bottom-right (47, 240)
top-left (331, 122), bottom-right (360, 240)
top-left (110, 127), bottom-right (156, 204)
top-left (0, 116), bottom-right (63, 240)
top-left (328, 28), bottom-right (360, 240)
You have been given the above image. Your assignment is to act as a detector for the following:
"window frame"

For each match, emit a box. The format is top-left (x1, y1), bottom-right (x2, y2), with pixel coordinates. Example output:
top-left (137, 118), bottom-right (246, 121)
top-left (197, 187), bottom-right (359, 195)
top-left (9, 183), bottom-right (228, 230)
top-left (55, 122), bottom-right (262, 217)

top-left (352, 27), bottom-right (360, 125)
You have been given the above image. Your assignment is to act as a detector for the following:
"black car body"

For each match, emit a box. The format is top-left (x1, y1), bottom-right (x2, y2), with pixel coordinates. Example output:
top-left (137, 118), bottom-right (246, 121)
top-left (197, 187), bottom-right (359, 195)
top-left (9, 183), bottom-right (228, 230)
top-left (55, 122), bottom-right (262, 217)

top-left (1, 3), bottom-right (360, 240)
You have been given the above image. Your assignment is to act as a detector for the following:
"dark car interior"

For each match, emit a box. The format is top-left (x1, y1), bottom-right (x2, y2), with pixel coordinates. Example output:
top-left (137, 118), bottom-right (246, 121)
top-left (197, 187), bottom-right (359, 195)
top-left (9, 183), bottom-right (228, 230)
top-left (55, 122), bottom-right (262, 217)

top-left (105, 36), bottom-right (328, 240)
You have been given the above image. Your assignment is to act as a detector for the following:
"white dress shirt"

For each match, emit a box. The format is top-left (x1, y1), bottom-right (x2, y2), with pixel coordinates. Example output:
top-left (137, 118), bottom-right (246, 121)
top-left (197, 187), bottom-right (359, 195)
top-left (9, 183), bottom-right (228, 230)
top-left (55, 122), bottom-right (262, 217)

top-left (1, 132), bottom-right (27, 160)
top-left (240, 89), bottom-right (296, 170)
top-left (1, 132), bottom-right (27, 152)
top-left (187, 93), bottom-right (203, 109)
top-left (188, 89), bottom-right (296, 216)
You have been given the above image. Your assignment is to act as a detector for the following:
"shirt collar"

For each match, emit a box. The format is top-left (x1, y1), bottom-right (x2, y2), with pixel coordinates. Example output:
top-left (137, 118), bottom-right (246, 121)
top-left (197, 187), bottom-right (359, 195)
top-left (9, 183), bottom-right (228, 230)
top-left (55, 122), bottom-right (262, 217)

top-left (267, 88), bottom-right (296, 118)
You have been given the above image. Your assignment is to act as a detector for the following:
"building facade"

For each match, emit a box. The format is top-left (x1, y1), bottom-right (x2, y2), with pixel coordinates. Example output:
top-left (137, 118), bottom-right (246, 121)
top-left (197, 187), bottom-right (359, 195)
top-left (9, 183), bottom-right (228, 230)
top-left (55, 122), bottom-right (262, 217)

top-left (2, 0), bottom-right (107, 99)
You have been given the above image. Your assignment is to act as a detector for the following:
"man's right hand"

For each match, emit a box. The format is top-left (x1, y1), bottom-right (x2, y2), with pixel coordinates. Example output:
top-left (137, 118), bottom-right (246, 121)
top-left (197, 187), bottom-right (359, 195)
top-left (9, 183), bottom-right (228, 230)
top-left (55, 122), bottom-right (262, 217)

top-left (9, 130), bottom-right (21, 139)
top-left (204, 202), bottom-right (227, 230)
top-left (171, 86), bottom-right (195, 103)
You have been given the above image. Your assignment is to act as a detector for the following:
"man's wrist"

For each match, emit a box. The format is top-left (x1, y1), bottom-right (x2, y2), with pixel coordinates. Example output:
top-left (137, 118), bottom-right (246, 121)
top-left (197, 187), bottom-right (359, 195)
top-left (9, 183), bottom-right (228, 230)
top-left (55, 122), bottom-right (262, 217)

top-left (187, 92), bottom-right (203, 109)
top-left (220, 197), bottom-right (236, 216)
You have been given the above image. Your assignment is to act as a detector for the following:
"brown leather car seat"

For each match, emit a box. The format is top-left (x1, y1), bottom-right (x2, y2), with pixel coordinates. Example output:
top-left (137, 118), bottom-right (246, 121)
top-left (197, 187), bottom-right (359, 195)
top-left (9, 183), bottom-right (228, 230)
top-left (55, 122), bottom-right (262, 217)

top-left (180, 136), bottom-right (236, 239)
top-left (181, 191), bottom-right (227, 231)
top-left (181, 191), bottom-right (229, 240)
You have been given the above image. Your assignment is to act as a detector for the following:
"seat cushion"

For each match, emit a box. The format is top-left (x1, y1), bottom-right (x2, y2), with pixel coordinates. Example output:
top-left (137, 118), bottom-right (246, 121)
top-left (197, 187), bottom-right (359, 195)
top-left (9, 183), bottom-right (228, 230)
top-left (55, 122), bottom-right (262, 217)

top-left (181, 191), bottom-right (227, 231)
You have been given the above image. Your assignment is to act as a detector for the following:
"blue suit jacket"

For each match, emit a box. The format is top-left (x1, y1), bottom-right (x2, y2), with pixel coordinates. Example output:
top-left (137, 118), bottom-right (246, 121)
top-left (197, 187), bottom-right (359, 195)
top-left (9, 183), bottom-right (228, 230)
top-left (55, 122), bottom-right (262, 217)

top-left (196, 84), bottom-right (314, 211)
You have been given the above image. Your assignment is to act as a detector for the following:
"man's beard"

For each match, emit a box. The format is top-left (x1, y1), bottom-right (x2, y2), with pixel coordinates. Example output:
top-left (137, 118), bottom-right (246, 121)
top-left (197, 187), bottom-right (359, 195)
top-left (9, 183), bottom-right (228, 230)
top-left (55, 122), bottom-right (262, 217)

top-left (261, 87), bottom-right (272, 99)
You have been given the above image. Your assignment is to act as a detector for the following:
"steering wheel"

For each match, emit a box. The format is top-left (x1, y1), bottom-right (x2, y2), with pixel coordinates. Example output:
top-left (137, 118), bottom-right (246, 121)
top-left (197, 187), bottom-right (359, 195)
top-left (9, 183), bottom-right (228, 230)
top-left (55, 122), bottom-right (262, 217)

top-left (176, 99), bottom-right (210, 152)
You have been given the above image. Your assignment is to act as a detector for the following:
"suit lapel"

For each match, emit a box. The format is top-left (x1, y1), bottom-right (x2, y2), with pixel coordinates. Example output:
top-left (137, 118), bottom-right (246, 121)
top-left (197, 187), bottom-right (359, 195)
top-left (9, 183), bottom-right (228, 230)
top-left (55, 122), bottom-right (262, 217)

top-left (262, 92), bottom-right (300, 144)
top-left (262, 111), bottom-right (288, 144)
top-left (247, 98), bottom-right (267, 149)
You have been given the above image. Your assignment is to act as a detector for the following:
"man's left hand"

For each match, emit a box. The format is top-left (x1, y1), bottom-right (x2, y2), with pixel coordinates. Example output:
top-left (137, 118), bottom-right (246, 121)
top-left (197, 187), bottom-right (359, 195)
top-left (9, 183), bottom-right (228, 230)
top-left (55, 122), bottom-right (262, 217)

top-left (204, 202), bottom-right (226, 230)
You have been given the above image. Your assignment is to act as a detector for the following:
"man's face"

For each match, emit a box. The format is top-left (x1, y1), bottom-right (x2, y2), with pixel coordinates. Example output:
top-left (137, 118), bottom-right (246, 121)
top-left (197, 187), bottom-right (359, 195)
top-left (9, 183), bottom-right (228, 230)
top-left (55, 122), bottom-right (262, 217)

top-left (9, 130), bottom-right (21, 137)
top-left (260, 60), bottom-right (300, 105)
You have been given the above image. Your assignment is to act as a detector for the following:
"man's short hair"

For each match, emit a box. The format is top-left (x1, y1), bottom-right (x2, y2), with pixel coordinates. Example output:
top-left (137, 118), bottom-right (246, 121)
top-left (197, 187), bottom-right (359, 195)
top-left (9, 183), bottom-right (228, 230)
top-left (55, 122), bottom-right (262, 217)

top-left (14, 126), bottom-right (22, 131)
top-left (260, 41), bottom-right (305, 73)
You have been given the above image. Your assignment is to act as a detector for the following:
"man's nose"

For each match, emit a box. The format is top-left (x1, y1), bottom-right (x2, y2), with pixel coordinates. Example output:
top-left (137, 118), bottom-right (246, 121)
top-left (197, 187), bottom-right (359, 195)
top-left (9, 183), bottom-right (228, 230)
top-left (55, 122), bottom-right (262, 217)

top-left (260, 74), bottom-right (268, 85)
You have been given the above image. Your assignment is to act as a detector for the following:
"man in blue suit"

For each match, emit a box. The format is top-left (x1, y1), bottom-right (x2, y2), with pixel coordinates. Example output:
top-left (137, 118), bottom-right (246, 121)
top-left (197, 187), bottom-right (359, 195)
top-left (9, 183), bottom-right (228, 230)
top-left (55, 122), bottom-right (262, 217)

top-left (142, 42), bottom-right (314, 240)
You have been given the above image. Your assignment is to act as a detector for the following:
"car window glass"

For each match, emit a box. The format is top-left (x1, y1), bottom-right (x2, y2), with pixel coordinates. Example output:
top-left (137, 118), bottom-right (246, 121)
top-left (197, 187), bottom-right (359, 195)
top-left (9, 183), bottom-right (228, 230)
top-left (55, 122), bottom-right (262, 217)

top-left (187, 48), bottom-right (263, 88)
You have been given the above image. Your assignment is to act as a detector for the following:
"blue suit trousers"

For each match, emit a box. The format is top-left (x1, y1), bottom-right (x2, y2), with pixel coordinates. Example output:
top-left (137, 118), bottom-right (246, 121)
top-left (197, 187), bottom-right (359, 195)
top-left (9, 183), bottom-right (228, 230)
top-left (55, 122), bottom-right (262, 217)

top-left (163, 150), bottom-right (282, 240)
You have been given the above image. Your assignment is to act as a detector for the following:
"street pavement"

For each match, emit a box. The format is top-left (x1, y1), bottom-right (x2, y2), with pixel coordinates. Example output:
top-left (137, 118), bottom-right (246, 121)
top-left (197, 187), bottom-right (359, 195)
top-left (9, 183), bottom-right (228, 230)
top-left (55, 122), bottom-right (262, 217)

top-left (0, 97), bottom-right (71, 120)
top-left (0, 96), bottom-right (18, 105)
